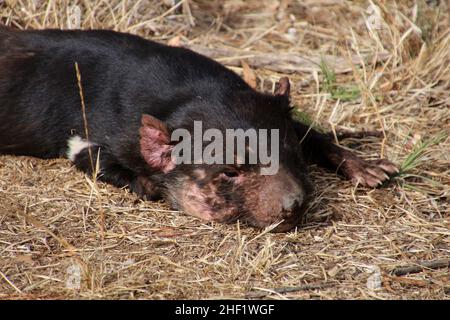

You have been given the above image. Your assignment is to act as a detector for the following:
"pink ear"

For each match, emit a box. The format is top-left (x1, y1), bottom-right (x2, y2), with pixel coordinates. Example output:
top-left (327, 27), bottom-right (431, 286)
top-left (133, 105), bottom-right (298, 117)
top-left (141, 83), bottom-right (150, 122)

top-left (139, 114), bottom-right (175, 173)
top-left (274, 77), bottom-right (290, 97)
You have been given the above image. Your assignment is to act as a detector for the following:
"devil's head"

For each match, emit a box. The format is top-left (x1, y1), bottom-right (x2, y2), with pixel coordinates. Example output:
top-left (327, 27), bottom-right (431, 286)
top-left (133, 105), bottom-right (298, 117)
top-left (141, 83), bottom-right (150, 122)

top-left (138, 78), bottom-right (313, 232)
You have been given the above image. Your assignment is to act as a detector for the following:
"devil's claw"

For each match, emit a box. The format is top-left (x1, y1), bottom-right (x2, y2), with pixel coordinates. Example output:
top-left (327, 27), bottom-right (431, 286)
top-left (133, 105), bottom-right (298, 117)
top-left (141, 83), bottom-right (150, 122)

top-left (343, 157), bottom-right (399, 188)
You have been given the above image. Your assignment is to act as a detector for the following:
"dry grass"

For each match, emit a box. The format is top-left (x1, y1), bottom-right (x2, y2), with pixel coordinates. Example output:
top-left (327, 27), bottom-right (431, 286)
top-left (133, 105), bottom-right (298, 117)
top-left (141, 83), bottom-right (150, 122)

top-left (0, 0), bottom-right (449, 299)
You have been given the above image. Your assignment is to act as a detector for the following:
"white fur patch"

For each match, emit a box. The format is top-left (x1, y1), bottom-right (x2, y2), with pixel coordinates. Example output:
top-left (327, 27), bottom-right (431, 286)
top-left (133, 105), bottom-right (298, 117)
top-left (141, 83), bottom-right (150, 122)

top-left (67, 135), bottom-right (95, 162)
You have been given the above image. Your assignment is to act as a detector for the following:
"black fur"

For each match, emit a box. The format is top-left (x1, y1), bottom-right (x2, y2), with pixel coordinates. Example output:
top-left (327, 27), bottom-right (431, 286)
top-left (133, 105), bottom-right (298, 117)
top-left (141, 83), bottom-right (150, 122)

top-left (0, 27), bottom-right (369, 211)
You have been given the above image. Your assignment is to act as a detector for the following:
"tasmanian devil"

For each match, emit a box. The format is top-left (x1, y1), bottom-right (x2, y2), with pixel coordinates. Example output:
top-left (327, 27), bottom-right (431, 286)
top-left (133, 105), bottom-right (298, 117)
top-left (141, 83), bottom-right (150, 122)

top-left (0, 27), bottom-right (398, 232)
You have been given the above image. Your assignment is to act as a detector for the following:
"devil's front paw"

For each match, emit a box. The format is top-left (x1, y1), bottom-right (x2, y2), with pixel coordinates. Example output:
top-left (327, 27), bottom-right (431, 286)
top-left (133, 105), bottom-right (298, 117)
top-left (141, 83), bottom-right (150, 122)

top-left (130, 176), bottom-right (161, 200)
top-left (343, 157), bottom-right (399, 188)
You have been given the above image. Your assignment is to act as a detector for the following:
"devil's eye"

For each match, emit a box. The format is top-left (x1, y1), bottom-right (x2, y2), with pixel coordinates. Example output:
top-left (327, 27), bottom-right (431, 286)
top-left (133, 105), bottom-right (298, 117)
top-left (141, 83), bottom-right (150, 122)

top-left (219, 168), bottom-right (240, 180)
top-left (223, 170), bottom-right (239, 178)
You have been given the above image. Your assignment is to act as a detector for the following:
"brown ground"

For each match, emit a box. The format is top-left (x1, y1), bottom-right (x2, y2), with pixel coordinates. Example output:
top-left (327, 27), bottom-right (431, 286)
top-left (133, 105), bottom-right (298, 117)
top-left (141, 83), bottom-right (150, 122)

top-left (0, 0), bottom-right (449, 299)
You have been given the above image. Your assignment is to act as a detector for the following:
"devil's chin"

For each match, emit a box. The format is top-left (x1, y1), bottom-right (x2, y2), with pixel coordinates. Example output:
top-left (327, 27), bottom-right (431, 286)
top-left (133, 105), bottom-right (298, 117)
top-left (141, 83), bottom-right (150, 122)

top-left (245, 207), bottom-right (307, 233)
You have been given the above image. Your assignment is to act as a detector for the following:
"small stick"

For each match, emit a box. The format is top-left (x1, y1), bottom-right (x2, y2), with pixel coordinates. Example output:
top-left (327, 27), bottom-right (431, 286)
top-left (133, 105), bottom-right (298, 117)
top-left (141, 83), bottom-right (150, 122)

top-left (247, 282), bottom-right (335, 298)
top-left (330, 130), bottom-right (384, 140)
top-left (386, 276), bottom-right (429, 287)
top-left (0, 271), bottom-right (22, 294)
top-left (185, 44), bottom-right (390, 75)
top-left (74, 62), bottom-right (94, 173)
top-left (391, 258), bottom-right (450, 276)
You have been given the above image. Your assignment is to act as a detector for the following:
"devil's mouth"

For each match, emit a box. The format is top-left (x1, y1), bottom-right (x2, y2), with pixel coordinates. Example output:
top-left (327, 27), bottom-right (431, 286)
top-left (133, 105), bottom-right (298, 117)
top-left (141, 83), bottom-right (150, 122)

top-left (251, 201), bottom-right (309, 233)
